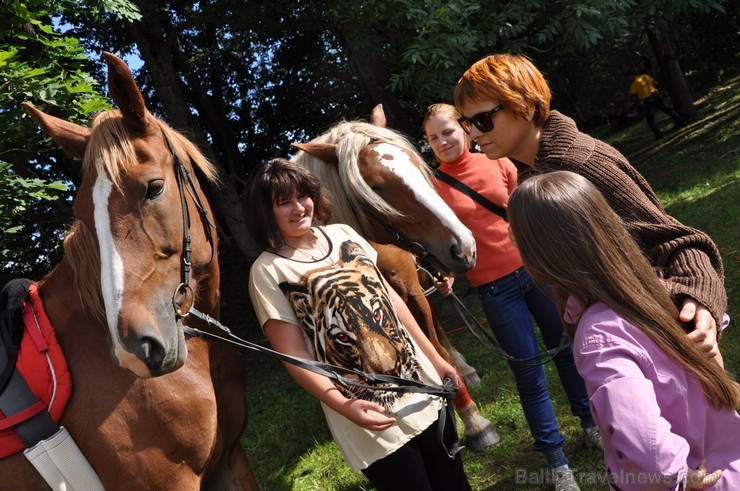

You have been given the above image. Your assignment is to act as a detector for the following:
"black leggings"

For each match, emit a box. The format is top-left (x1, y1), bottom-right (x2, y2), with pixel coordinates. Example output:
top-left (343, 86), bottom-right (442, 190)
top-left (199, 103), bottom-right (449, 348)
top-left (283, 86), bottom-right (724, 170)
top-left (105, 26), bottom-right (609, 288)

top-left (361, 411), bottom-right (471, 491)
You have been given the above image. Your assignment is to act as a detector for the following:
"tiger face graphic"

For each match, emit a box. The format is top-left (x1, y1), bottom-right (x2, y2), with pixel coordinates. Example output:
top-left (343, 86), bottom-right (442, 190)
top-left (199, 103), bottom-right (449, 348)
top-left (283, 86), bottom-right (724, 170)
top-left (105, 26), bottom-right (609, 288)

top-left (280, 240), bottom-right (424, 412)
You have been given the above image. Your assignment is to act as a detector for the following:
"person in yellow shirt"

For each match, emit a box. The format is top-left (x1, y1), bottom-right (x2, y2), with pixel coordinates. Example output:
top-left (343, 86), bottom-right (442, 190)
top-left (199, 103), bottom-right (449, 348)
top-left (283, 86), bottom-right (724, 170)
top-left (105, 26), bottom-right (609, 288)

top-left (628, 68), bottom-right (686, 139)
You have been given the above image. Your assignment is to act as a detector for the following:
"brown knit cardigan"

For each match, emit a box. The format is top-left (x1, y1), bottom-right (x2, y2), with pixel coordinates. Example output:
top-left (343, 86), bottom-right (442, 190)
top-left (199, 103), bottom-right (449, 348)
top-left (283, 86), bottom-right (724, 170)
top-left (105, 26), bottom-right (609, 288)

top-left (518, 111), bottom-right (727, 325)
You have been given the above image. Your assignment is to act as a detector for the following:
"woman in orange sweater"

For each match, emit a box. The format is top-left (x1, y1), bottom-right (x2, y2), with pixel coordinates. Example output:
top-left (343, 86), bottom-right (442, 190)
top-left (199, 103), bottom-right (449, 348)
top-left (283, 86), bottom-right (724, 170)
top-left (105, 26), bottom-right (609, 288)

top-left (423, 104), bottom-right (600, 491)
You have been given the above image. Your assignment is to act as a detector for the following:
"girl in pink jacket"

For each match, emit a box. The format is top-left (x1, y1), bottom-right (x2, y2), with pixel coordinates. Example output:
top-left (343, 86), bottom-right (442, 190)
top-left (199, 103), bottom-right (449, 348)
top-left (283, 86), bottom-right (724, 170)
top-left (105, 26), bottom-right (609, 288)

top-left (507, 170), bottom-right (740, 490)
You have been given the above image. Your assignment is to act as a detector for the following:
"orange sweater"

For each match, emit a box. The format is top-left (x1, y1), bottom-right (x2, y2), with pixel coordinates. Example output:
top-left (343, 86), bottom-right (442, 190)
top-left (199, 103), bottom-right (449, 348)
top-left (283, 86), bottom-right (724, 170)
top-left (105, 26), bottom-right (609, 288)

top-left (435, 149), bottom-right (521, 286)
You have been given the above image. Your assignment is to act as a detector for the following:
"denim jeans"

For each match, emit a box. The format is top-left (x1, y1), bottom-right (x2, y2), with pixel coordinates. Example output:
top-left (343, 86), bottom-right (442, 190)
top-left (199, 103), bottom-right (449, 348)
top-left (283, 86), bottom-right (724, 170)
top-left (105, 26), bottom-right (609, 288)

top-left (478, 267), bottom-right (592, 454)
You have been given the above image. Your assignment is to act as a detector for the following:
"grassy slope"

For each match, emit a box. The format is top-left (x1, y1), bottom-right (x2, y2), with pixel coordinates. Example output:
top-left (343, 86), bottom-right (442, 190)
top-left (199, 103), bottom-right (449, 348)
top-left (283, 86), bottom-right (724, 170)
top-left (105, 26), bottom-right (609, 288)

top-left (232, 76), bottom-right (740, 490)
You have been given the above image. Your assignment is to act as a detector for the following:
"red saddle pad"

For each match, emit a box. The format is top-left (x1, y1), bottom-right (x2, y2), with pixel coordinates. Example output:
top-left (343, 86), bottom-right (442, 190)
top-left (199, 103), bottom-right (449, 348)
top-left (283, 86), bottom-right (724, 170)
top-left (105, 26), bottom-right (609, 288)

top-left (0, 283), bottom-right (72, 459)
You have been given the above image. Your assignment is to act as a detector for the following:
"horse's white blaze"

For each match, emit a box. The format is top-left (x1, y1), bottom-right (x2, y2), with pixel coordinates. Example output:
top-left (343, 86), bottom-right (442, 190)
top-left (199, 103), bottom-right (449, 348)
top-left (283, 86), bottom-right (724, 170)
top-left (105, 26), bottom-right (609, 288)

top-left (92, 175), bottom-right (128, 360)
top-left (374, 143), bottom-right (476, 254)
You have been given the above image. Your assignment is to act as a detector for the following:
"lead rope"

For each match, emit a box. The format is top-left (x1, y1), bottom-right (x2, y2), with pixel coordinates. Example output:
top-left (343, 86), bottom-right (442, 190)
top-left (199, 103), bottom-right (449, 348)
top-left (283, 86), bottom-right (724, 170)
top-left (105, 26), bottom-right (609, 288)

top-left (183, 309), bottom-right (461, 459)
top-left (415, 260), bottom-right (569, 367)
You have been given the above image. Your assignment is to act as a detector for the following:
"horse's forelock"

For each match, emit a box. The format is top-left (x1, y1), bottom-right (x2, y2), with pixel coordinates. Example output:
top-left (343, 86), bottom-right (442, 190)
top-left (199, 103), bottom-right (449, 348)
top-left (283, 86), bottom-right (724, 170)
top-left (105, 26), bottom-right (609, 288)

top-left (85, 110), bottom-right (135, 189)
top-left (157, 121), bottom-right (220, 183)
top-left (85, 110), bottom-right (219, 189)
top-left (336, 130), bottom-right (404, 221)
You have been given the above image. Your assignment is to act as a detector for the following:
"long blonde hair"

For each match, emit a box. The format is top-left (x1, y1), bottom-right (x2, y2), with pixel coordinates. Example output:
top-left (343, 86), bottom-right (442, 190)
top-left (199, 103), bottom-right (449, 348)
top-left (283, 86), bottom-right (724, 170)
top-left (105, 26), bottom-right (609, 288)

top-left (508, 171), bottom-right (739, 409)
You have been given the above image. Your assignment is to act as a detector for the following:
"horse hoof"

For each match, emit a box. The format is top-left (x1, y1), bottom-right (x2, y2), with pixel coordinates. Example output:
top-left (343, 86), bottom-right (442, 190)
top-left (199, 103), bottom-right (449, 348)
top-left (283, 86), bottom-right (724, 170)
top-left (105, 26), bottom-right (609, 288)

top-left (463, 425), bottom-right (501, 452)
top-left (462, 371), bottom-right (480, 388)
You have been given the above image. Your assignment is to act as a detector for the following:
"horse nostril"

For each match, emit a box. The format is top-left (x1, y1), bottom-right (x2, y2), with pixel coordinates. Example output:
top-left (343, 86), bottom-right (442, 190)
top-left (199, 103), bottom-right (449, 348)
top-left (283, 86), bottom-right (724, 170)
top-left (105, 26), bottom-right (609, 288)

top-left (450, 241), bottom-right (462, 259)
top-left (141, 336), bottom-right (166, 370)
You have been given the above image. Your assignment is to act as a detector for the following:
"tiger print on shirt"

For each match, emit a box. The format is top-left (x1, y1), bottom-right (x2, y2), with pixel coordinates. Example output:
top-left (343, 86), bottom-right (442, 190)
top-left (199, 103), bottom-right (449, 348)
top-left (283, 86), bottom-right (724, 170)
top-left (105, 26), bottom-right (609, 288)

top-left (279, 239), bottom-right (424, 413)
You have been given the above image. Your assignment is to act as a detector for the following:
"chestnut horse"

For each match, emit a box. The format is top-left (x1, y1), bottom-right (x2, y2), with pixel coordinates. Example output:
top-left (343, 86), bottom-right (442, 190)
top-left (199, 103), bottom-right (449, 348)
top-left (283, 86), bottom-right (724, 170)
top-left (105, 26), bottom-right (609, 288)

top-left (291, 107), bottom-right (501, 451)
top-left (0, 53), bottom-right (258, 490)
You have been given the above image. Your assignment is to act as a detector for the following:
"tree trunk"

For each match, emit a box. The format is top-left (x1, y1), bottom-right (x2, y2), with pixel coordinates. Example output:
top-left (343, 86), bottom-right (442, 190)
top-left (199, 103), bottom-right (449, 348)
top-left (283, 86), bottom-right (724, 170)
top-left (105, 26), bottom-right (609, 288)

top-left (646, 24), bottom-right (696, 120)
top-left (126, 2), bottom-right (261, 261)
top-left (338, 25), bottom-right (417, 138)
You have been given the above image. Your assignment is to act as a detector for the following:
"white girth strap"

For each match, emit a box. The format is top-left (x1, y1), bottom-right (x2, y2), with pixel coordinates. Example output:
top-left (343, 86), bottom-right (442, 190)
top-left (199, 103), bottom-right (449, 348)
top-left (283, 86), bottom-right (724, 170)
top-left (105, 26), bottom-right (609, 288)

top-left (24, 426), bottom-right (104, 491)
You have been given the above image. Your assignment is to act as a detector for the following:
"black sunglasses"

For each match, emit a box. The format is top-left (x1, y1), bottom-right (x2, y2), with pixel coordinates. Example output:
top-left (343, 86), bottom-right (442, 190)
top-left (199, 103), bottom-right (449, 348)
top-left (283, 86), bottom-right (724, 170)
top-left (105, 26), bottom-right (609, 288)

top-left (457, 104), bottom-right (504, 134)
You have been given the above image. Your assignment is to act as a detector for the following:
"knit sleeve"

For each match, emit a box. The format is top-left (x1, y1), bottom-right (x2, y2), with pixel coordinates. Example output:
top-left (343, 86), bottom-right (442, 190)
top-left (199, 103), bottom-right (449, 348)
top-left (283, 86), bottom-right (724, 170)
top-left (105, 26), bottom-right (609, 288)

top-left (584, 149), bottom-right (725, 326)
top-left (536, 112), bottom-right (727, 326)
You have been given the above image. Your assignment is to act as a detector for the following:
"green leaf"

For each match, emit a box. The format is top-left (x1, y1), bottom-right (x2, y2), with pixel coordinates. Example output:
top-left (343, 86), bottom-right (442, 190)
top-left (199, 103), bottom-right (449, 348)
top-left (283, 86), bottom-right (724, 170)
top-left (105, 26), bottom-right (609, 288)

top-left (46, 181), bottom-right (69, 191)
top-left (23, 68), bottom-right (47, 78)
top-left (0, 49), bottom-right (19, 62)
top-left (38, 23), bottom-right (56, 35)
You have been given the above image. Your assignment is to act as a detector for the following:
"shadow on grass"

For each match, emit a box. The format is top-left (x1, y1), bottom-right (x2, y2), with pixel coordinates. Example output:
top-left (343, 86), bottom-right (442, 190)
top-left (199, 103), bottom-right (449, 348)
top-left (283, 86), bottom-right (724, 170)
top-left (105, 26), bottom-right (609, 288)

top-left (612, 105), bottom-right (739, 195)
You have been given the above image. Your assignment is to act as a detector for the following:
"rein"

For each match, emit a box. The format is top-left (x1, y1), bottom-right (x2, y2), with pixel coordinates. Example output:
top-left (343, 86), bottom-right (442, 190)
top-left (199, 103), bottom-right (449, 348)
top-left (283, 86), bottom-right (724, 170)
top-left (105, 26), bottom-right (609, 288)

top-left (415, 263), bottom-right (569, 367)
top-left (183, 308), bottom-right (455, 399)
top-left (184, 310), bottom-right (461, 460)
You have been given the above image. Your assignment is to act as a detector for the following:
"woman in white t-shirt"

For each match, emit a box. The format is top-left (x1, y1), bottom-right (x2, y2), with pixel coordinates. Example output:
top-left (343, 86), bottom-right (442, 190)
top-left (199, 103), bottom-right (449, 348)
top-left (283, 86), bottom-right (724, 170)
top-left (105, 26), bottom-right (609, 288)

top-left (243, 158), bottom-right (471, 491)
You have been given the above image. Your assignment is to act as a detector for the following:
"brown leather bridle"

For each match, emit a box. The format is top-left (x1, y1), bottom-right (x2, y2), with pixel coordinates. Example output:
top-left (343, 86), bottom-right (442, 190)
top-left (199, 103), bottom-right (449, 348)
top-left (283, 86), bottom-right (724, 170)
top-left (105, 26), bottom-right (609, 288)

top-left (164, 134), bottom-right (216, 319)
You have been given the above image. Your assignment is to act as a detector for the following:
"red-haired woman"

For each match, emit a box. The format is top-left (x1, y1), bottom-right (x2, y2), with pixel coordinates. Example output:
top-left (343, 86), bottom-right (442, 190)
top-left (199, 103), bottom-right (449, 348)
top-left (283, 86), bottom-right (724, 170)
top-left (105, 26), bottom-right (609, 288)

top-left (454, 53), bottom-right (726, 369)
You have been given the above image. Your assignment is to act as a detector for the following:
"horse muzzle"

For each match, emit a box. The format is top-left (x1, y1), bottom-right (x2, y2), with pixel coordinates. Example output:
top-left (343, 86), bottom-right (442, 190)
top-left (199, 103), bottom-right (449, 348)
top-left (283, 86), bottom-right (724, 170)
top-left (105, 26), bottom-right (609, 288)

top-left (110, 315), bottom-right (188, 378)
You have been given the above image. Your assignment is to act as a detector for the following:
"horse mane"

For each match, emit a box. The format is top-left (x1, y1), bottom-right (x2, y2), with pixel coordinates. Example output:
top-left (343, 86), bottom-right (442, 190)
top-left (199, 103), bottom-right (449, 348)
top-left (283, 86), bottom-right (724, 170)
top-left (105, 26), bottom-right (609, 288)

top-left (62, 109), bottom-right (219, 322)
top-left (62, 220), bottom-right (106, 324)
top-left (291, 121), bottom-right (434, 236)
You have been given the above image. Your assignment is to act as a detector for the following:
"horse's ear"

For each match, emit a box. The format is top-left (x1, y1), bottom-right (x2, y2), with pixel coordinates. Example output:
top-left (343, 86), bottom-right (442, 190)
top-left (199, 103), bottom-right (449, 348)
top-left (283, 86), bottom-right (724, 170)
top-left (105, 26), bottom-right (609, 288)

top-left (22, 102), bottom-right (90, 159)
top-left (103, 51), bottom-right (149, 133)
top-left (291, 142), bottom-right (339, 165)
top-left (370, 104), bottom-right (387, 128)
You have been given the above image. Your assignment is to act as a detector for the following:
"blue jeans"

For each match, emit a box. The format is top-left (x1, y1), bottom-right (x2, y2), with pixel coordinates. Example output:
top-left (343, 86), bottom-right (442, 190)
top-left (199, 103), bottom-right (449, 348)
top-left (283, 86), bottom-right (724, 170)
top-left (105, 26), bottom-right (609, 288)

top-left (478, 267), bottom-right (592, 455)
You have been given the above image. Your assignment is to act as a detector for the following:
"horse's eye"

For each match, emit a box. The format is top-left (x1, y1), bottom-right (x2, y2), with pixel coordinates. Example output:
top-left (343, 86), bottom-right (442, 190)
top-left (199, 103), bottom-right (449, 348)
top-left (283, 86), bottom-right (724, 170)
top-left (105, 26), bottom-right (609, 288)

top-left (145, 179), bottom-right (165, 200)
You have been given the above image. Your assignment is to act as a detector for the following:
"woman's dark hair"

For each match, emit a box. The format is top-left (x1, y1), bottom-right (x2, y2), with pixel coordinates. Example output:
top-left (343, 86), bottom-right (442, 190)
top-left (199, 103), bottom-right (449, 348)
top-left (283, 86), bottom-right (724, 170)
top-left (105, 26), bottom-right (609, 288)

top-left (242, 158), bottom-right (332, 249)
top-left (508, 171), bottom-right (739, 410)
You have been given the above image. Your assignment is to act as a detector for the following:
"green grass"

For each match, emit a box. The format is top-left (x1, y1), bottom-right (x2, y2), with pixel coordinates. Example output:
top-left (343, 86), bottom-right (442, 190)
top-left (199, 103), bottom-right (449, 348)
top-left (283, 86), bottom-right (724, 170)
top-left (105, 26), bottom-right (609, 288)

top-left (227, 75), bottom-right (740, 490)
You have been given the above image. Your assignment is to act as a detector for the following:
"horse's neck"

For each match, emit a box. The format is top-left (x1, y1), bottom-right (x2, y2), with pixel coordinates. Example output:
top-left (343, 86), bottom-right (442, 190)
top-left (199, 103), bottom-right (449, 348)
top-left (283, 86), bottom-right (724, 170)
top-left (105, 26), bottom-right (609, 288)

top-left (193, 263), bottom-right (221, 320)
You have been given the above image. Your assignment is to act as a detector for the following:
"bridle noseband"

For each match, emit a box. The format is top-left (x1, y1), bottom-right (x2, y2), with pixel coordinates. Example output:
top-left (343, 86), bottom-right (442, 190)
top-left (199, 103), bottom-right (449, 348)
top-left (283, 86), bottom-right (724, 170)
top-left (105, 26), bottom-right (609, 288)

top-left (164, 134), bottom-right (217, 319)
